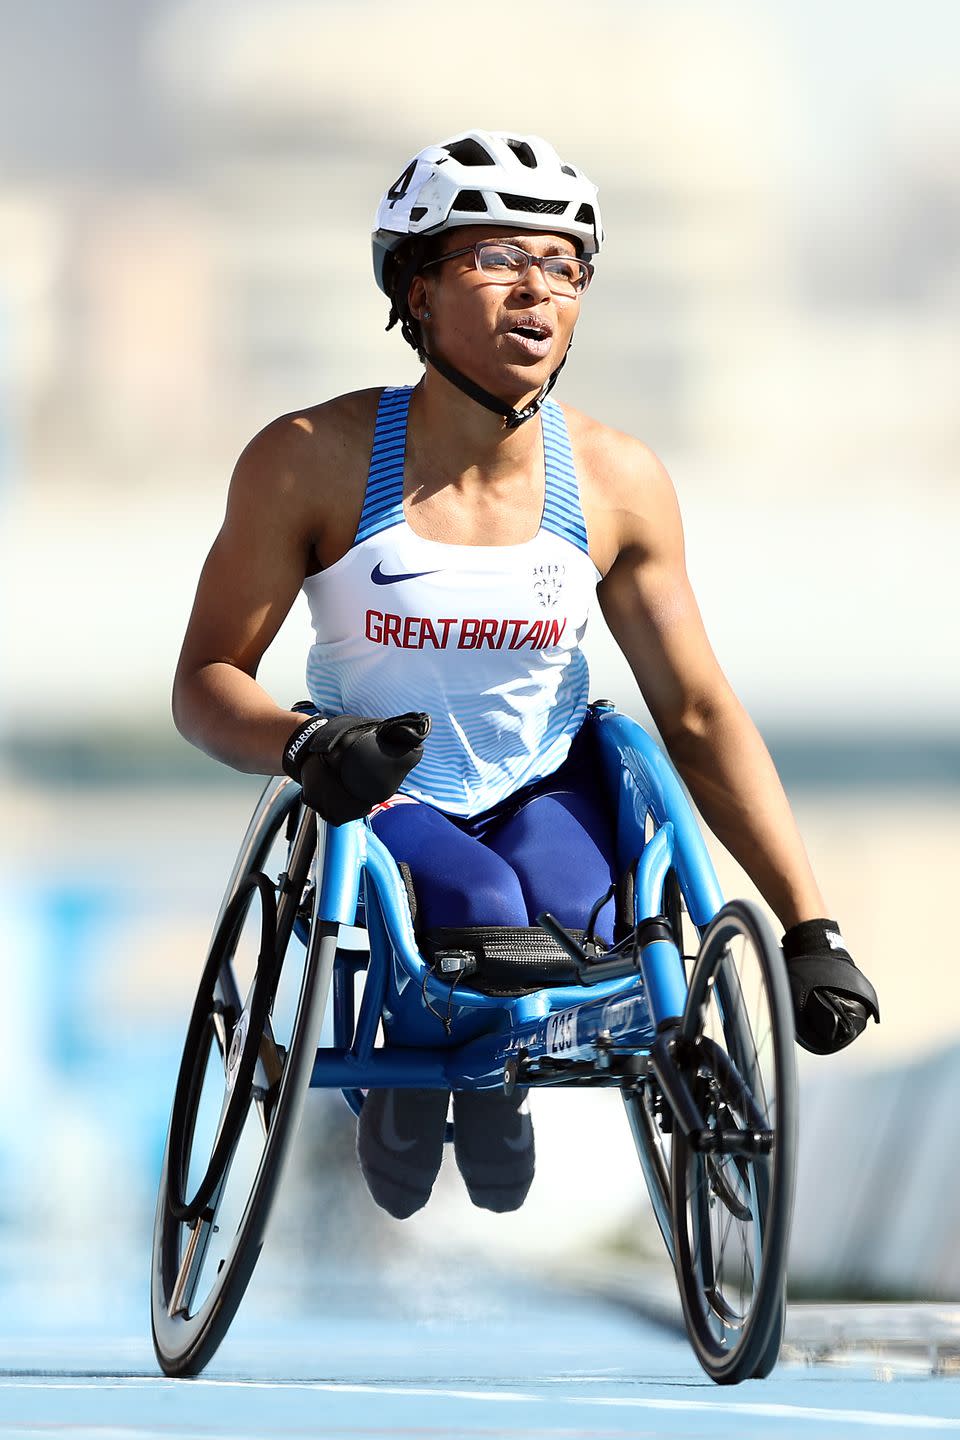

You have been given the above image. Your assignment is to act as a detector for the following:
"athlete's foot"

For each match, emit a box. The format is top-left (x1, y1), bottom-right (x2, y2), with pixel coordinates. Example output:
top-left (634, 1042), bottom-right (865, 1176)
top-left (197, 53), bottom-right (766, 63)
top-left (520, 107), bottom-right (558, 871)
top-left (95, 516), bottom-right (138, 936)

top-left (452, 1088), bottom-right (535, 1213)
top-left (356, 1088), bottom-right (450, 1219)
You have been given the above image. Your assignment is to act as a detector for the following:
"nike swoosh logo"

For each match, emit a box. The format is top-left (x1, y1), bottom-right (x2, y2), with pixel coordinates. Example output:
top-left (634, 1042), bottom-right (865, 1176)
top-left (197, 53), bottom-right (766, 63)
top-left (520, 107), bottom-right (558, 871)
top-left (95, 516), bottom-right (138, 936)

top-left (371, 563), bottom-right (441, 586)
top-left (377, 1091), bottom-right (418, 1153)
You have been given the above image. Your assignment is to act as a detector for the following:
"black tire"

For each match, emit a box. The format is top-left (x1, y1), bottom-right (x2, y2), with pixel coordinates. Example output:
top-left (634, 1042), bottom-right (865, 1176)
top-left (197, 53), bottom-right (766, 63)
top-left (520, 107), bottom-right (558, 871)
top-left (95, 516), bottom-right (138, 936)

top-left (670, 900), bottom-right (797, 1385)
top-left (151, 778), bottom-right (337, 1377)
top-left (751, 1283), bottom-right (787, 1379)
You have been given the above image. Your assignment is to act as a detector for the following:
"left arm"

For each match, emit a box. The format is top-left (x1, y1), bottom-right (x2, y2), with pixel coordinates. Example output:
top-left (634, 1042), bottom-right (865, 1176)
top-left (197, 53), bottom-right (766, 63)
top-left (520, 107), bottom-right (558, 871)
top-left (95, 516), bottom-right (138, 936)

top-left (593, 437), bottom-right (824, 930)
top-left (585, 426), bottom-right (878, 1051)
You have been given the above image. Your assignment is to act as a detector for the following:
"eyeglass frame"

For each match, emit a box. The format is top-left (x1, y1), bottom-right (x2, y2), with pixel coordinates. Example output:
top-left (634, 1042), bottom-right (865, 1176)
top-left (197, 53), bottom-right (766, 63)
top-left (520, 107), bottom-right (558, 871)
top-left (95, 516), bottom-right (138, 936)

top-left (420, 240), bottom-right (594, 295)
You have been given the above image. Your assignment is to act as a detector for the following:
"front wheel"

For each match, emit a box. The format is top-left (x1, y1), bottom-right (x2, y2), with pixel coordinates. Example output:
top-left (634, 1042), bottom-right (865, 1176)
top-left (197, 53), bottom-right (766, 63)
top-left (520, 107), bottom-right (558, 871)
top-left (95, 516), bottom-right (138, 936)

top-left (670, 900), bottom-right (797, 1384)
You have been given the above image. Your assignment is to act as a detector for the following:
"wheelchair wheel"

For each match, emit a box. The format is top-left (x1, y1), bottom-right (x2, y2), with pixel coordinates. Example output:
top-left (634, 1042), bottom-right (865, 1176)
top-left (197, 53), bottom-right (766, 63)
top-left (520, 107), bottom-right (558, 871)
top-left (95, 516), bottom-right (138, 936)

top-left (151, 777), bottom-right (337, 1377)
top-left (670, 900), bottom-right (797, 1384)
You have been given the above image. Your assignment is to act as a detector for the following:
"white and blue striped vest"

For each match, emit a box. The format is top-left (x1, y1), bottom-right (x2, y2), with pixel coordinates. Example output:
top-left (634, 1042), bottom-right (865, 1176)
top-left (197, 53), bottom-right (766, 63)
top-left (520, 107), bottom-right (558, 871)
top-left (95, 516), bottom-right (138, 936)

top-left (302, 386), bottom-right (599, 816)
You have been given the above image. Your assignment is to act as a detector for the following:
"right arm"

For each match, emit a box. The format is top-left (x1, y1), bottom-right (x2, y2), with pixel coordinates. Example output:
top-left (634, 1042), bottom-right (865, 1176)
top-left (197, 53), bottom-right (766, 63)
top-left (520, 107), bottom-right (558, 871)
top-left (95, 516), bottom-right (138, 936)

top-left (172, 415), bottom-right (320, 775)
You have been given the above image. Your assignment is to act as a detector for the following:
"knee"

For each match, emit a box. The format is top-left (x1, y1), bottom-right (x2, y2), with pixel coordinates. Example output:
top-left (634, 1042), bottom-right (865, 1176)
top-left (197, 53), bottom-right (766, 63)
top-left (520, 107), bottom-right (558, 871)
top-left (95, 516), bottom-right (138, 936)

top-left (420, 860), bottom-right (528, 931)
top-left (451, 870), bottom-right (528, 929)
top-left (370, 804), bottom-right (529, 930)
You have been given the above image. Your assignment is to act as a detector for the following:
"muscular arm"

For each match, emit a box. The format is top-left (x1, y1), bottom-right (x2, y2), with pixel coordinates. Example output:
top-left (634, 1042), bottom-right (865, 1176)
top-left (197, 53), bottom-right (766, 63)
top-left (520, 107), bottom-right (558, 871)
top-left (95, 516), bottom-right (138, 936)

top-left (172, 416), bottom-right (319, 774)
top-left (594, 437), bottom-right (826, 930)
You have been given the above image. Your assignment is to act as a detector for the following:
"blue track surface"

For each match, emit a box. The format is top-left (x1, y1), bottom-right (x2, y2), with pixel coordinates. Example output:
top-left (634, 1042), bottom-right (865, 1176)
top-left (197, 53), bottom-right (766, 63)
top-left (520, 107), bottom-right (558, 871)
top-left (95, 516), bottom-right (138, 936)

top-left (3, 1273), bottom-right (958, 1440)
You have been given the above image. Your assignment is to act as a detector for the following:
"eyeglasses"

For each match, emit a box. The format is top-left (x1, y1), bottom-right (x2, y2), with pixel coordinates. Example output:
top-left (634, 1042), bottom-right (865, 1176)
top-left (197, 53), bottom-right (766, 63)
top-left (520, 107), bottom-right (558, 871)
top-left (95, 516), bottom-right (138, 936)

top-left (422, 241), bottom-right (593, 297)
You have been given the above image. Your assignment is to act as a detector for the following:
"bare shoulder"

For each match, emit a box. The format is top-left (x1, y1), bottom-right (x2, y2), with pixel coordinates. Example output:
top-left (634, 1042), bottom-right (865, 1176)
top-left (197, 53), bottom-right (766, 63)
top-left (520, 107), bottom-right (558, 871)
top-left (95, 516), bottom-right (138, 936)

top-left (228, 388), bottom-right (383, 566)
top-left (231, 388), bottom-right (380, 499)
top-left (558, 403), bottom-right (681, 574)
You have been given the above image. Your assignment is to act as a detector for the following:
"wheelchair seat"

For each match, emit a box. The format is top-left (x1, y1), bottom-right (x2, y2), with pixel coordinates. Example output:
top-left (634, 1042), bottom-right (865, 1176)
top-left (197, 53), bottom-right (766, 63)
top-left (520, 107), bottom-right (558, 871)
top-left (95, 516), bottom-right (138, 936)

top-left (372, 707), bottom-right (640, 998)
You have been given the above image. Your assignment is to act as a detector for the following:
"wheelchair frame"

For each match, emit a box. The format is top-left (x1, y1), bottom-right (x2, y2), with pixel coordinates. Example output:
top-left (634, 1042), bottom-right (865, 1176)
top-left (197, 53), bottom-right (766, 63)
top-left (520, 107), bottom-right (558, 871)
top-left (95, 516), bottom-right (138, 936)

top-left (152, 702), bottom-right (797, 1385)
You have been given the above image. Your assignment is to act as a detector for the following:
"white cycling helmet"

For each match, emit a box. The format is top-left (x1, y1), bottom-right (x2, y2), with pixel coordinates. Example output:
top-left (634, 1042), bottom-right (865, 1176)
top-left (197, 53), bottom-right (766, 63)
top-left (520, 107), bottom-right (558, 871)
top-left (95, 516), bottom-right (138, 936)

top-left (372, 128), bottom-right (603, 294)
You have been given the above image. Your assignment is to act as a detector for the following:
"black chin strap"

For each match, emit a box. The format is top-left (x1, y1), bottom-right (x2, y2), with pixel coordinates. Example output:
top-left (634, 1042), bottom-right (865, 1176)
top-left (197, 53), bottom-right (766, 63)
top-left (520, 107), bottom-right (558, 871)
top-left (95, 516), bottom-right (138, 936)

top-left (424, 350), bottom-right (567, 430)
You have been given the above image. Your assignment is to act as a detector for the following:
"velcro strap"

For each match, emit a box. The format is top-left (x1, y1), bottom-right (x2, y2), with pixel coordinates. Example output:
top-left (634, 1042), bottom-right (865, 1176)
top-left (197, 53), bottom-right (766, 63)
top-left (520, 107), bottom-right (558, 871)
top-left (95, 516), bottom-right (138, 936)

top-left (281, 714), bottom-right (331, 780)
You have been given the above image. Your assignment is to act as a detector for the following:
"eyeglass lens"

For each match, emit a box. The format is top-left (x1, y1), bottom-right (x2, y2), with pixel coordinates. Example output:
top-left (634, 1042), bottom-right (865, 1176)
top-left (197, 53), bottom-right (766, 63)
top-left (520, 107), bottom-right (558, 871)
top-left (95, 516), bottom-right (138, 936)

top-left (476, 244), bottom-right (590, 294)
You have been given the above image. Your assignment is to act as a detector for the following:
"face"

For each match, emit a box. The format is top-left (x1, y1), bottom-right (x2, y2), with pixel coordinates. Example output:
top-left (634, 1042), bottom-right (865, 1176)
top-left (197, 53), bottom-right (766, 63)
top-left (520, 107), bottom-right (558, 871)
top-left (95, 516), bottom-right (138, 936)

top-left (408, 225), bottom-right (584, 402)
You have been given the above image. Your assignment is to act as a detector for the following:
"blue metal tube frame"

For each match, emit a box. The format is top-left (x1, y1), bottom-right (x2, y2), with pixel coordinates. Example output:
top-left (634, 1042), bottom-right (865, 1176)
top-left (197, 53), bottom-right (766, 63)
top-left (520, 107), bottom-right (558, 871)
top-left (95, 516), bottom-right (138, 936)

top-left (307, 708), bottom-right (724, 1092)
top-left (351, 893), bottom-right (389, 1063)
top-left (632, 822), bottom-right (688, 1024)
top-left (332, 957), bottom-right (357, 1052)
top-left (591, 707), bottom-right (723, 928)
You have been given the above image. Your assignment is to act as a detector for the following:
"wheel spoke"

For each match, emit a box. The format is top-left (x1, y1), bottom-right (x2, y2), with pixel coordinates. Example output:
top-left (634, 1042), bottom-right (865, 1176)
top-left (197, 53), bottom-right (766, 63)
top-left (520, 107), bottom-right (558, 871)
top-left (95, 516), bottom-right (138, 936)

top-left (211, 1005), bottom-right (229, 1064)
top-left (714, 1202), bottom-right (737, 1297)
top-left (623, 1085), bottom-right (673, 1262)
top-left (168, 1215), bottom-right (210, 1318)
top-left (737, 1241), bottom-right (753, 1309)
top-left (210, 1075), bottom-right (237, 1151)
top-left (168, 1177), bottom-right (223, 1321)
top-left (255, 1013), bottom-right (284, 1094)
top-left (210, 963), bottom-right (245, 1078)
top-left (691, 1160), bottom-right (715, 1299)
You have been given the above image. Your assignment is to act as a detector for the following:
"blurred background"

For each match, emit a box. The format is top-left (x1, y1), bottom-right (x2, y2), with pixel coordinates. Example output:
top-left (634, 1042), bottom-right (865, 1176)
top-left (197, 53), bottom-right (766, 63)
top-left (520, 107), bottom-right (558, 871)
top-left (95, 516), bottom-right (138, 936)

top-left (1, 0), bottom-right (958, 1338)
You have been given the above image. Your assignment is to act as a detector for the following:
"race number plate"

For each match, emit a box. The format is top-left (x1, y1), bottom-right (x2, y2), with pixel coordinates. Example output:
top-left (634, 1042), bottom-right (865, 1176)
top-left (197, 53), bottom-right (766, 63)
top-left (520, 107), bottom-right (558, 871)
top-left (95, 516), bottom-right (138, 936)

top-left (545, 1008), bottom-right (578, 1056)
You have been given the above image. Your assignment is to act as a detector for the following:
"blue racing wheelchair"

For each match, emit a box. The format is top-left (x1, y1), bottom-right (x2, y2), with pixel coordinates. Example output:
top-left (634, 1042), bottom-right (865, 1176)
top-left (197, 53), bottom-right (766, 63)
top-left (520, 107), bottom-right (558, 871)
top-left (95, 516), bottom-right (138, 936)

top-left (151, 702), bottom-right (798, 1384)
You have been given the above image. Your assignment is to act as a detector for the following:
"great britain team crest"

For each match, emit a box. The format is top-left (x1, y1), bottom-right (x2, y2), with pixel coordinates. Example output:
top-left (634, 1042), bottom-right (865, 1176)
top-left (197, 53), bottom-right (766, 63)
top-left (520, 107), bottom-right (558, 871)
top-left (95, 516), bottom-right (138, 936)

top-left (531, 561), bottom-right (565, 608)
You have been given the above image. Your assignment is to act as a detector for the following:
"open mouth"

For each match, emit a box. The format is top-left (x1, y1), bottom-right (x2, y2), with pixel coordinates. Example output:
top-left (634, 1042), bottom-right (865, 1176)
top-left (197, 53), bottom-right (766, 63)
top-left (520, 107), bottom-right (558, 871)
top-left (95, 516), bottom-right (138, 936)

top-left (506, 320), bottom-right (554, 357)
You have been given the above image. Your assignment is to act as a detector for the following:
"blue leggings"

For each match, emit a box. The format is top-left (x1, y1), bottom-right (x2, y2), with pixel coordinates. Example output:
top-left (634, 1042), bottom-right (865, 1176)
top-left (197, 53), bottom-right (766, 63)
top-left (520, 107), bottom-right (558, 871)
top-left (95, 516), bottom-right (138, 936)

top-left (369, 734), bottom-right (620, 945)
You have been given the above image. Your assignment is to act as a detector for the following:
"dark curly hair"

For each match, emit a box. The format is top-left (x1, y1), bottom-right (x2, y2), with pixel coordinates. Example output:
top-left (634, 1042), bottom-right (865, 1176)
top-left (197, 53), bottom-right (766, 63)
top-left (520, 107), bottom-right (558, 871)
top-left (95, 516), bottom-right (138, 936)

top-left (383, 236), bottom-right (443, 362)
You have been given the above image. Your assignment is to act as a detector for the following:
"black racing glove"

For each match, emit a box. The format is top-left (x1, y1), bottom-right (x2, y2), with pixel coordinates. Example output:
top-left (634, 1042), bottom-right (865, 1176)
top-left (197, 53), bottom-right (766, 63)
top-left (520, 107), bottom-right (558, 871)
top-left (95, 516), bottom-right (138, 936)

top-left (281, 712), bottom-right (431, 825)
top-left (782, 918), bottom-right (880, 1055)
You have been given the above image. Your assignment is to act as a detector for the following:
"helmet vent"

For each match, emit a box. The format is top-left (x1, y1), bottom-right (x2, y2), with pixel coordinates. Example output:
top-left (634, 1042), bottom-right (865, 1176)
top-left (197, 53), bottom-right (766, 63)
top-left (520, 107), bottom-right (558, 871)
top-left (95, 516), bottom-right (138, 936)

top-left (561, 164), bottom-right (576, 177)
top-left (453, 189), bottom-right (488, 212)
top-left (444, 138), bottom-right (495, 166)
top-left (506, 138), bottom-right (537, 168)
top-left (499, 193), bottom-right (566, 215)
top-left (574, 203), bottom-right (595, 226)
top-left (409, 206), bottom-right (428, 222)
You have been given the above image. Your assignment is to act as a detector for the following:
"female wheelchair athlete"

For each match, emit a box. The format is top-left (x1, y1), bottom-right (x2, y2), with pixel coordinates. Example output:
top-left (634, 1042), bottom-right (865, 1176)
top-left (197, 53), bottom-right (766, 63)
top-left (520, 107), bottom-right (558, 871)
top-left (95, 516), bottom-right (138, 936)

top-left (151, 701), bottom-right (798, 1385)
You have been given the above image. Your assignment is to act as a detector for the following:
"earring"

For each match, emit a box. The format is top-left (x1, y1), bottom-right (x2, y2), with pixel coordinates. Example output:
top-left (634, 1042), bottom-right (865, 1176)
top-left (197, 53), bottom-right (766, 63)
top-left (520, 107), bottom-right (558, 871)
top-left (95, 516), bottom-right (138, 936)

top-left (421, 309), bottom-right (431, 320)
